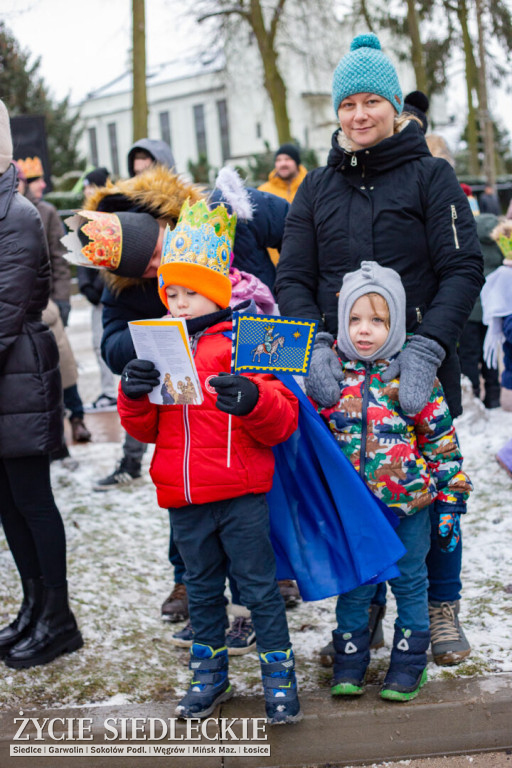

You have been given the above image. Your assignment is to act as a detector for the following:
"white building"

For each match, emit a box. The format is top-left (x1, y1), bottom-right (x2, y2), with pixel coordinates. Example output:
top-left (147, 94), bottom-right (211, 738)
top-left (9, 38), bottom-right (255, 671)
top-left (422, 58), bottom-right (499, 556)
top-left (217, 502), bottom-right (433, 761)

top-left (77, 23), bottom-right (448, 179)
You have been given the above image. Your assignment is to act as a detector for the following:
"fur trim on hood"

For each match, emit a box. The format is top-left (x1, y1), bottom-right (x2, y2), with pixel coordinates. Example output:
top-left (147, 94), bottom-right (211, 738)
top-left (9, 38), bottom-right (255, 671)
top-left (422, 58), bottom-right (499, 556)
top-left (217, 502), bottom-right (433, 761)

top-left (84, 166), bottom-right (205, 295)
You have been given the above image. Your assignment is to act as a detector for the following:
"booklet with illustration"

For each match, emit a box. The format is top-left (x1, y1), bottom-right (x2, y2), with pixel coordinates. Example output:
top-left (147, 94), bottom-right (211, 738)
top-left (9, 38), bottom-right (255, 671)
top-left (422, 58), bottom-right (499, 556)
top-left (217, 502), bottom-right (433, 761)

top-left (128, 318), bottom-right (203, 405)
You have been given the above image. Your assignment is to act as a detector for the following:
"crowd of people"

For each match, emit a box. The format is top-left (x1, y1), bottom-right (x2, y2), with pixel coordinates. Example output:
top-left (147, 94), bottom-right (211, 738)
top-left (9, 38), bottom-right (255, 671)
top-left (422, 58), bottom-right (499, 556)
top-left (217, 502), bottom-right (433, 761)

top-left (1, 30), bottom-right (512, 727)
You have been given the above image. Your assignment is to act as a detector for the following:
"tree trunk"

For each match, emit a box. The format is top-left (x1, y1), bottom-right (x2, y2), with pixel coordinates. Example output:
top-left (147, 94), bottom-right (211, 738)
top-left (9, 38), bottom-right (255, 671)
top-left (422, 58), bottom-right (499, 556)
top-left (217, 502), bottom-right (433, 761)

top-left (406, 0), bottom-right (428, 92)
top-left (249, 0), bottom-right (292, 144)
top-left (474, 0), bottom-right (496, 185)
top-left (132, 0), bottom-right (148, 142)
top-left (457, 0), bottom-right (479, 175)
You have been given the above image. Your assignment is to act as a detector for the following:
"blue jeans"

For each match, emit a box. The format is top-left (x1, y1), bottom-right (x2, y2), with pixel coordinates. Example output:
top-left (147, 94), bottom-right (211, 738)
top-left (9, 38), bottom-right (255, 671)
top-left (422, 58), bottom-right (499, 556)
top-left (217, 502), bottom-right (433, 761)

top-left (336, 507), bottom-right (431, 633)
top-left (169, 493), bottom-right (290, 652)
top-left (426, 504), bottom-right (462, 602)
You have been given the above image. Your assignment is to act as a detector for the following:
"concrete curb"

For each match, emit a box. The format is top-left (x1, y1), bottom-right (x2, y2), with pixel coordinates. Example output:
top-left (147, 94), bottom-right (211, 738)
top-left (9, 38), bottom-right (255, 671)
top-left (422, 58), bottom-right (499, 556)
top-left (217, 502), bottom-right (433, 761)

top-left (1, 674), bottom-right (511, 768)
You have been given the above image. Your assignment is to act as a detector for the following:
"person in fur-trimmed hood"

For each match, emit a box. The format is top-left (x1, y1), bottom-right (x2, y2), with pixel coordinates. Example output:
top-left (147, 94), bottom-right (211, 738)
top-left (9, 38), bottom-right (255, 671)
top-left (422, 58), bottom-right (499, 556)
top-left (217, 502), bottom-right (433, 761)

top-left (310, 261), bottom-right (472, 703)
top-left (61, 164), bottom-right (292, 631)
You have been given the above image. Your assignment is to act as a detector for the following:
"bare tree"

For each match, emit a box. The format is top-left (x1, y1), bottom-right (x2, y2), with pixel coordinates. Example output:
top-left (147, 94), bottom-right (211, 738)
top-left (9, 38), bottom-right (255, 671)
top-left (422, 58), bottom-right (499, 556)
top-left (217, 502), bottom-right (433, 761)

top-left (132, 0), bottom-right (148, 141)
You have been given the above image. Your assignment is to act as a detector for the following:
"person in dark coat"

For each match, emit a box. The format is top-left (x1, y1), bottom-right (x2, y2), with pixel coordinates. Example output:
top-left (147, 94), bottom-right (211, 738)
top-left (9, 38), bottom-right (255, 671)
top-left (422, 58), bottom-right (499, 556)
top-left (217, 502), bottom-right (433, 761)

top-left (77, 265), bottom-right (117, 410)
top-left (0, 100), bottom-right (83, 669)
top-left (275, 34), bottom-right (484, 670)
top-left (479, 184), bottom-right (500, 216)
top-left (457, 213), bottom-right (503, 407)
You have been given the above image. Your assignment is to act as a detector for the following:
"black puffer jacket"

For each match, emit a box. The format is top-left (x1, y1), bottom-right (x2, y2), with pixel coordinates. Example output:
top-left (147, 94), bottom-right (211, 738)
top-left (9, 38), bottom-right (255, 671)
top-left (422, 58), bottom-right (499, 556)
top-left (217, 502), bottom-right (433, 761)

top-left (275, 121), bottom-right (484, 416)
top-left (0, 164), bottom-right (62, 457)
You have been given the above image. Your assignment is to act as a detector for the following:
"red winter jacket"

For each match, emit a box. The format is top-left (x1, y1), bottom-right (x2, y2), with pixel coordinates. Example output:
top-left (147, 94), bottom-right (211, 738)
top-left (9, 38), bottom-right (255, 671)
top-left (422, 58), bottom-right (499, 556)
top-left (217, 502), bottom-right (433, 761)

top-left (117, 320), bottom-right (298, 508)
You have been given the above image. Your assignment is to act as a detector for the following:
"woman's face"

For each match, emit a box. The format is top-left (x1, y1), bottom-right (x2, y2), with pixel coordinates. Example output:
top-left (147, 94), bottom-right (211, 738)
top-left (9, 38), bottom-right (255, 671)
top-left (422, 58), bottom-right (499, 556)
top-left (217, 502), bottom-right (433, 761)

top-left (337, 93), bottom-right (395, 151)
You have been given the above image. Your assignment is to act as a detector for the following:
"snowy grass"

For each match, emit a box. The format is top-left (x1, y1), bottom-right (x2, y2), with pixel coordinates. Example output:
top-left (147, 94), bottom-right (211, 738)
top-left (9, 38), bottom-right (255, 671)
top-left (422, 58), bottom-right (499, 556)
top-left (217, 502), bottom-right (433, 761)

top-left (1, 300), bottom-right (511, 710)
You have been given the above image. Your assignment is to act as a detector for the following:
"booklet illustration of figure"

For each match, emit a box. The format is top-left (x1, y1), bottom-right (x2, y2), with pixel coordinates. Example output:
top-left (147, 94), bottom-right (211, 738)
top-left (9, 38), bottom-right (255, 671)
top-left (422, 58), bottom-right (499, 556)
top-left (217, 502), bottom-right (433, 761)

top-left (128, 318), bottom-right (203, 405)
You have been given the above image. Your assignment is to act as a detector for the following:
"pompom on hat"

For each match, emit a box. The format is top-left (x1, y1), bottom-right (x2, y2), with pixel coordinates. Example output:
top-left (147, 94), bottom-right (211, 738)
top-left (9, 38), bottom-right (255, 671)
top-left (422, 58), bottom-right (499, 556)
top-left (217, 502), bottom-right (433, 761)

top-left (157, 198), bottom-right (235, 310)
top-left (332, 33), bottom-right (403, 116)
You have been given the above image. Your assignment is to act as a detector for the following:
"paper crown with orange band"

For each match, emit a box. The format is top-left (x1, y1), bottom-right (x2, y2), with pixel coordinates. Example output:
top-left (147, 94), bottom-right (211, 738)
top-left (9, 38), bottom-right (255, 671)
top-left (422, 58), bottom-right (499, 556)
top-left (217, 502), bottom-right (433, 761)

top-left (157, 199), bottom-right (236, 310)
top-left (17, 156), bottom-right (44, 180)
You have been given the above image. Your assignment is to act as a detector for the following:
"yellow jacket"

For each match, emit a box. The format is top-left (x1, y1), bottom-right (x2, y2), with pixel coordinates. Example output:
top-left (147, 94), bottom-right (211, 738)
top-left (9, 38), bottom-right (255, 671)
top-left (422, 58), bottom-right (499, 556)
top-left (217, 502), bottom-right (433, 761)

top-left (258, 166), bottom-right (307, 264)
top-left (258, 165), bottom-right (308, 204)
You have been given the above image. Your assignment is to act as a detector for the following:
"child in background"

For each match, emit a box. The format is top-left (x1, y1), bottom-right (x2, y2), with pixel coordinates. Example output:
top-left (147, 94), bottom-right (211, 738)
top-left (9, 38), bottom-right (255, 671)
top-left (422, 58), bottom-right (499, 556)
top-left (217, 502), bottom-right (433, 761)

top-left (310, 262), bottom-right (471, 702)
top-left (117, 199), bottom-right (301, 724)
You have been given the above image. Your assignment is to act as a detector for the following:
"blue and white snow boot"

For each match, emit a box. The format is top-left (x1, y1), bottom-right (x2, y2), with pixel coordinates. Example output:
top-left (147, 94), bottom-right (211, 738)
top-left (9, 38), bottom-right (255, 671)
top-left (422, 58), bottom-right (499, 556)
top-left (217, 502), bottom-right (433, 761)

top-left (380, 626), bottom-right (429, 702)
top-left (260, 648), bottom-right (302, 725)
top-left (175, 643), bottom-right (233, 718)
top-left (331, 626), bottom-right (370, 696)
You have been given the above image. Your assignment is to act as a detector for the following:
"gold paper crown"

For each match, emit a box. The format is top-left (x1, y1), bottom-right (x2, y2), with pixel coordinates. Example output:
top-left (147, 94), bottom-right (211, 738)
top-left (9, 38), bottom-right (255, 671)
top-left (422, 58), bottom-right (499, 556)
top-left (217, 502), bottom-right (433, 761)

top-left (17, 156), bottom-right (44, 179)
top-left (157, 199), bottom-right (235, 310)
top-left (79, 211), bottom-right (122, 269)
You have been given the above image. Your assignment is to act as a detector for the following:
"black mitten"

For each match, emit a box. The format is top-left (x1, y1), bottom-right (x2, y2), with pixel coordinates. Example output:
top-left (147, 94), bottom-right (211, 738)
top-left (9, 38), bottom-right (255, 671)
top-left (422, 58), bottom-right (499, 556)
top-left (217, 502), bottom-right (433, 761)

top-left (210, 372), bottom-right (259, 416)
top-left (121, 360), bottom-right (160, 400)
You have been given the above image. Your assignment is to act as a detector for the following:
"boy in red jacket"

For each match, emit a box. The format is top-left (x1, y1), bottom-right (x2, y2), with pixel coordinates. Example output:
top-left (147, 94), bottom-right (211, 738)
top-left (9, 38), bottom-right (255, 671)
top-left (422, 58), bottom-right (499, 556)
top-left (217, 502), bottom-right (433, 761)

top-left (117, 199), bottom-right (301, 724)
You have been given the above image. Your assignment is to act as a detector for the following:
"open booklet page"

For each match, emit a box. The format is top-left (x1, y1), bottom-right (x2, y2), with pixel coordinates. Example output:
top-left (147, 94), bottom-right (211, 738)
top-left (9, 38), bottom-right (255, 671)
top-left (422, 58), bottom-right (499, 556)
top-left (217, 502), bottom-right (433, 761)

top-left (128, 318), bottom-right (203, 405)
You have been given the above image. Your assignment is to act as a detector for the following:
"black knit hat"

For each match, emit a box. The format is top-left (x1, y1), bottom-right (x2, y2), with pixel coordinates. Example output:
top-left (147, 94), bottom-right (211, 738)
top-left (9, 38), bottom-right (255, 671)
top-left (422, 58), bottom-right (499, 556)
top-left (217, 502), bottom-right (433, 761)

top-left (404, 91), bottom-right (429, 134)
top-left (84, 167), bottom-right (110, 187)
top-left (76, 211), bottom-right (160, 277)
top-left (275, 143), bottom-right (301, 166)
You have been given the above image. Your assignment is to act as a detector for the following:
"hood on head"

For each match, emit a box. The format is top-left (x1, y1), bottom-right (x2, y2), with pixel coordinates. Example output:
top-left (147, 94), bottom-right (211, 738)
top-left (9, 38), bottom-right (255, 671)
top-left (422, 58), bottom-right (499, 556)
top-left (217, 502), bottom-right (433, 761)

top-left (337, 261), bottom-right (406, 361)
top-left (127, 138), bottom-right (175, 177)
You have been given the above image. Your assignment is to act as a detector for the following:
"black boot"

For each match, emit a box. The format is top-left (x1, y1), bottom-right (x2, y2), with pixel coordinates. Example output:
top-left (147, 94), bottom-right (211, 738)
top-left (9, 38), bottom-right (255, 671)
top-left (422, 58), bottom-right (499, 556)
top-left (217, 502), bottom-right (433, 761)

top-left (0, 578), bottom-right (44, 658)
top-left (5, 584), bottom-right (83, 669)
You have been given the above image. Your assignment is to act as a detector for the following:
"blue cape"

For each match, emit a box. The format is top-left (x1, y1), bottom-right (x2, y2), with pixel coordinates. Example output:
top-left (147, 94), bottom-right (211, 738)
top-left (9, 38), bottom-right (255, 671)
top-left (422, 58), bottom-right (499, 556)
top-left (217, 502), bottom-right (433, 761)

top-left (267, 374), bottom-right (406, 601)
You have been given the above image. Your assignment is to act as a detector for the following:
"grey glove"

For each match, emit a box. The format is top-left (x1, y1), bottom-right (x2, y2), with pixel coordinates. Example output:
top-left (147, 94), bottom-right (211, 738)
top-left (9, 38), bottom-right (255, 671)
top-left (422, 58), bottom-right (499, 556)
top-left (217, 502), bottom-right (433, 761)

top-left (304, 332), bottom-right (344, 407)
top-left (381, 335), bottom-right (446, 415)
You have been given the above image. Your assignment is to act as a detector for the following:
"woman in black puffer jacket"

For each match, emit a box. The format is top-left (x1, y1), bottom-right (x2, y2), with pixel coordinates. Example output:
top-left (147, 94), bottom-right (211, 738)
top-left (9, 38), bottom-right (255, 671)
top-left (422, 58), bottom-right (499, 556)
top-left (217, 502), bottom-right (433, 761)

top-left (276, 37), bottom-right (483, 420)
top-left (0, 101), bottom-right (82, 669)
top-left (275, 36), bottom-right (484, 676)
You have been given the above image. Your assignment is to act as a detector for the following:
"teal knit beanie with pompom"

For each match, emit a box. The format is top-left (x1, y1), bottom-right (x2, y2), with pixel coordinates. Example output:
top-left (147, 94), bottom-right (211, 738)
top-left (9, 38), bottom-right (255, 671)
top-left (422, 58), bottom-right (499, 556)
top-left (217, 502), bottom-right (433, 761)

top-left (332, 33), bottom-right (403, 116)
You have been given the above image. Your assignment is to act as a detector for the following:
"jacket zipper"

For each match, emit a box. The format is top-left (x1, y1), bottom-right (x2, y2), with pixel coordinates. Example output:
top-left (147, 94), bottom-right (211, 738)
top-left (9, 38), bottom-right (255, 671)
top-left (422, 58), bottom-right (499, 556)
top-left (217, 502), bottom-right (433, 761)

top-left (451, 205), bottom-right (460, 249)
top-left (182, 405), bottom-right (192, 503)
top-left (359, 363), bottom-right (371, 481)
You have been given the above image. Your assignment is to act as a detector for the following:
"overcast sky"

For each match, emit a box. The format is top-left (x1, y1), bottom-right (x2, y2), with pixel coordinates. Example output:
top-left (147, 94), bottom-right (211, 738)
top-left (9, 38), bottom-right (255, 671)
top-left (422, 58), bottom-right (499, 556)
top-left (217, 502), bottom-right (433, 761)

top-left (2, 0), bottom-right (510, 144)
top-left (2, 0), bottom-right (203, 103)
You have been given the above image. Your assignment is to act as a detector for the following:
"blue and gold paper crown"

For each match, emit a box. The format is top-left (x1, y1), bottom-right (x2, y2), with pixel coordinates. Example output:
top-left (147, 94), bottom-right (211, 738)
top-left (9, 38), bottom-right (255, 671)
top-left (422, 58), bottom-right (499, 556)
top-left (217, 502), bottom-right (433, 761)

top-left (157, 198), bottom-right (236, 310)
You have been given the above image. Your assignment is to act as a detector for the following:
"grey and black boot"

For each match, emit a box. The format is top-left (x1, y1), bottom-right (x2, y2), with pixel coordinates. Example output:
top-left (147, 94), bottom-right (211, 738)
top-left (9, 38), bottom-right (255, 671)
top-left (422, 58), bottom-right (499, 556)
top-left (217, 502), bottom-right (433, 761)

top-left (331, 627), bottom-right (370, 696)
top-left (5, 584), bottom-right (83, 669)
top-left (0, 578), bottom-right (43, 658)
top-left (380, 626), bottom-right (429, 702)
top-left (429, 600), bottom-right (471, 666)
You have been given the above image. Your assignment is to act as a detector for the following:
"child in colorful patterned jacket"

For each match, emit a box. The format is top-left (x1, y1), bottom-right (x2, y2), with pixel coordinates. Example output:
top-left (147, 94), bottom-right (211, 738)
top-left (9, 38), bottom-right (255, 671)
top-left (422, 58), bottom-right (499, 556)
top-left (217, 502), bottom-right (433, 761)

top-left (309, 261), bottom-right (472, 702)
top-left (116, 199), bottom-right (301, 725)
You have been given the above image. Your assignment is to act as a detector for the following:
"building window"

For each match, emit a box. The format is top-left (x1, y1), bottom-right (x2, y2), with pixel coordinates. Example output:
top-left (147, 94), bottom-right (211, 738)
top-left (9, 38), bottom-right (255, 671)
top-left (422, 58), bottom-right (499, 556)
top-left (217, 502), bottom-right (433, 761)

top-left (88, 127), bottom-right (98, 167)
top-left (107, 123), bottom-right (120, 176)
top-left (193, 104), bottom-right (207, 159)
top-left (256, 122), bottom-right (262, 139)
top-left (216, 99), bottom-right (231, 163)
top-left (159, 111), bottom-right (172, 149)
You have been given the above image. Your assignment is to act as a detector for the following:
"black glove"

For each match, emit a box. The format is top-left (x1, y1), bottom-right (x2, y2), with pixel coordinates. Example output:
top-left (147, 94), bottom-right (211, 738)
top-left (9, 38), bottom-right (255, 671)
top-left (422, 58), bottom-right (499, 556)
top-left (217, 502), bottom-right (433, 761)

top-left (121, 359), bottom-right (160, 400)
top-left (210, 372), bottom-right (259, 416)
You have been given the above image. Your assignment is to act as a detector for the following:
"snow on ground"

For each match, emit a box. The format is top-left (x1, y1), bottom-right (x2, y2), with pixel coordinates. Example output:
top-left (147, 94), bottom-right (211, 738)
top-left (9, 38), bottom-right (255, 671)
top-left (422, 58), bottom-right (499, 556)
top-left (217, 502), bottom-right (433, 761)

top-left (1, 296), bottom-right (511, 710)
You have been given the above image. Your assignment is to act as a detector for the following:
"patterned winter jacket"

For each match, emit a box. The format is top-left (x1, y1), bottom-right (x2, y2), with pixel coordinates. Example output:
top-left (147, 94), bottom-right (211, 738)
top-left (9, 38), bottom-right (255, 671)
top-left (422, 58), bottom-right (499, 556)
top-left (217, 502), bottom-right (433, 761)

top-left (318, 358), bottom-right (472, 516)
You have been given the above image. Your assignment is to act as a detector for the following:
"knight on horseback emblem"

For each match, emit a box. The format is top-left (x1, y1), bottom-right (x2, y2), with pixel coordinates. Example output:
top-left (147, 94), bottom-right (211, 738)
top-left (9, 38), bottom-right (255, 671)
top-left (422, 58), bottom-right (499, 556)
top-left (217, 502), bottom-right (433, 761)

top-left (252, 325), bottom-right (285, 364)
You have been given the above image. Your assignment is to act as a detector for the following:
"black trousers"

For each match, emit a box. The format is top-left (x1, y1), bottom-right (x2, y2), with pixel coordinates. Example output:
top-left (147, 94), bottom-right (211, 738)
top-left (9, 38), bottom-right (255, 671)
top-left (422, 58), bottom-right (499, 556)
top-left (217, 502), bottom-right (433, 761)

top-left (0, 455), bottom-right (67, 588)
top-left (458, 321), bottom-right (500, 405)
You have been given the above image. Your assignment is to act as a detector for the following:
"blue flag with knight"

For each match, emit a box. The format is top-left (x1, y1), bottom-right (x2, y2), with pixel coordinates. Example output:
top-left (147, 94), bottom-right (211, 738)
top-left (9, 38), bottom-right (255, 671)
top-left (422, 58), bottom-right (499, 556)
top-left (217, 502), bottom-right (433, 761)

top-left (231, 313), bottom-right (318, 375)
